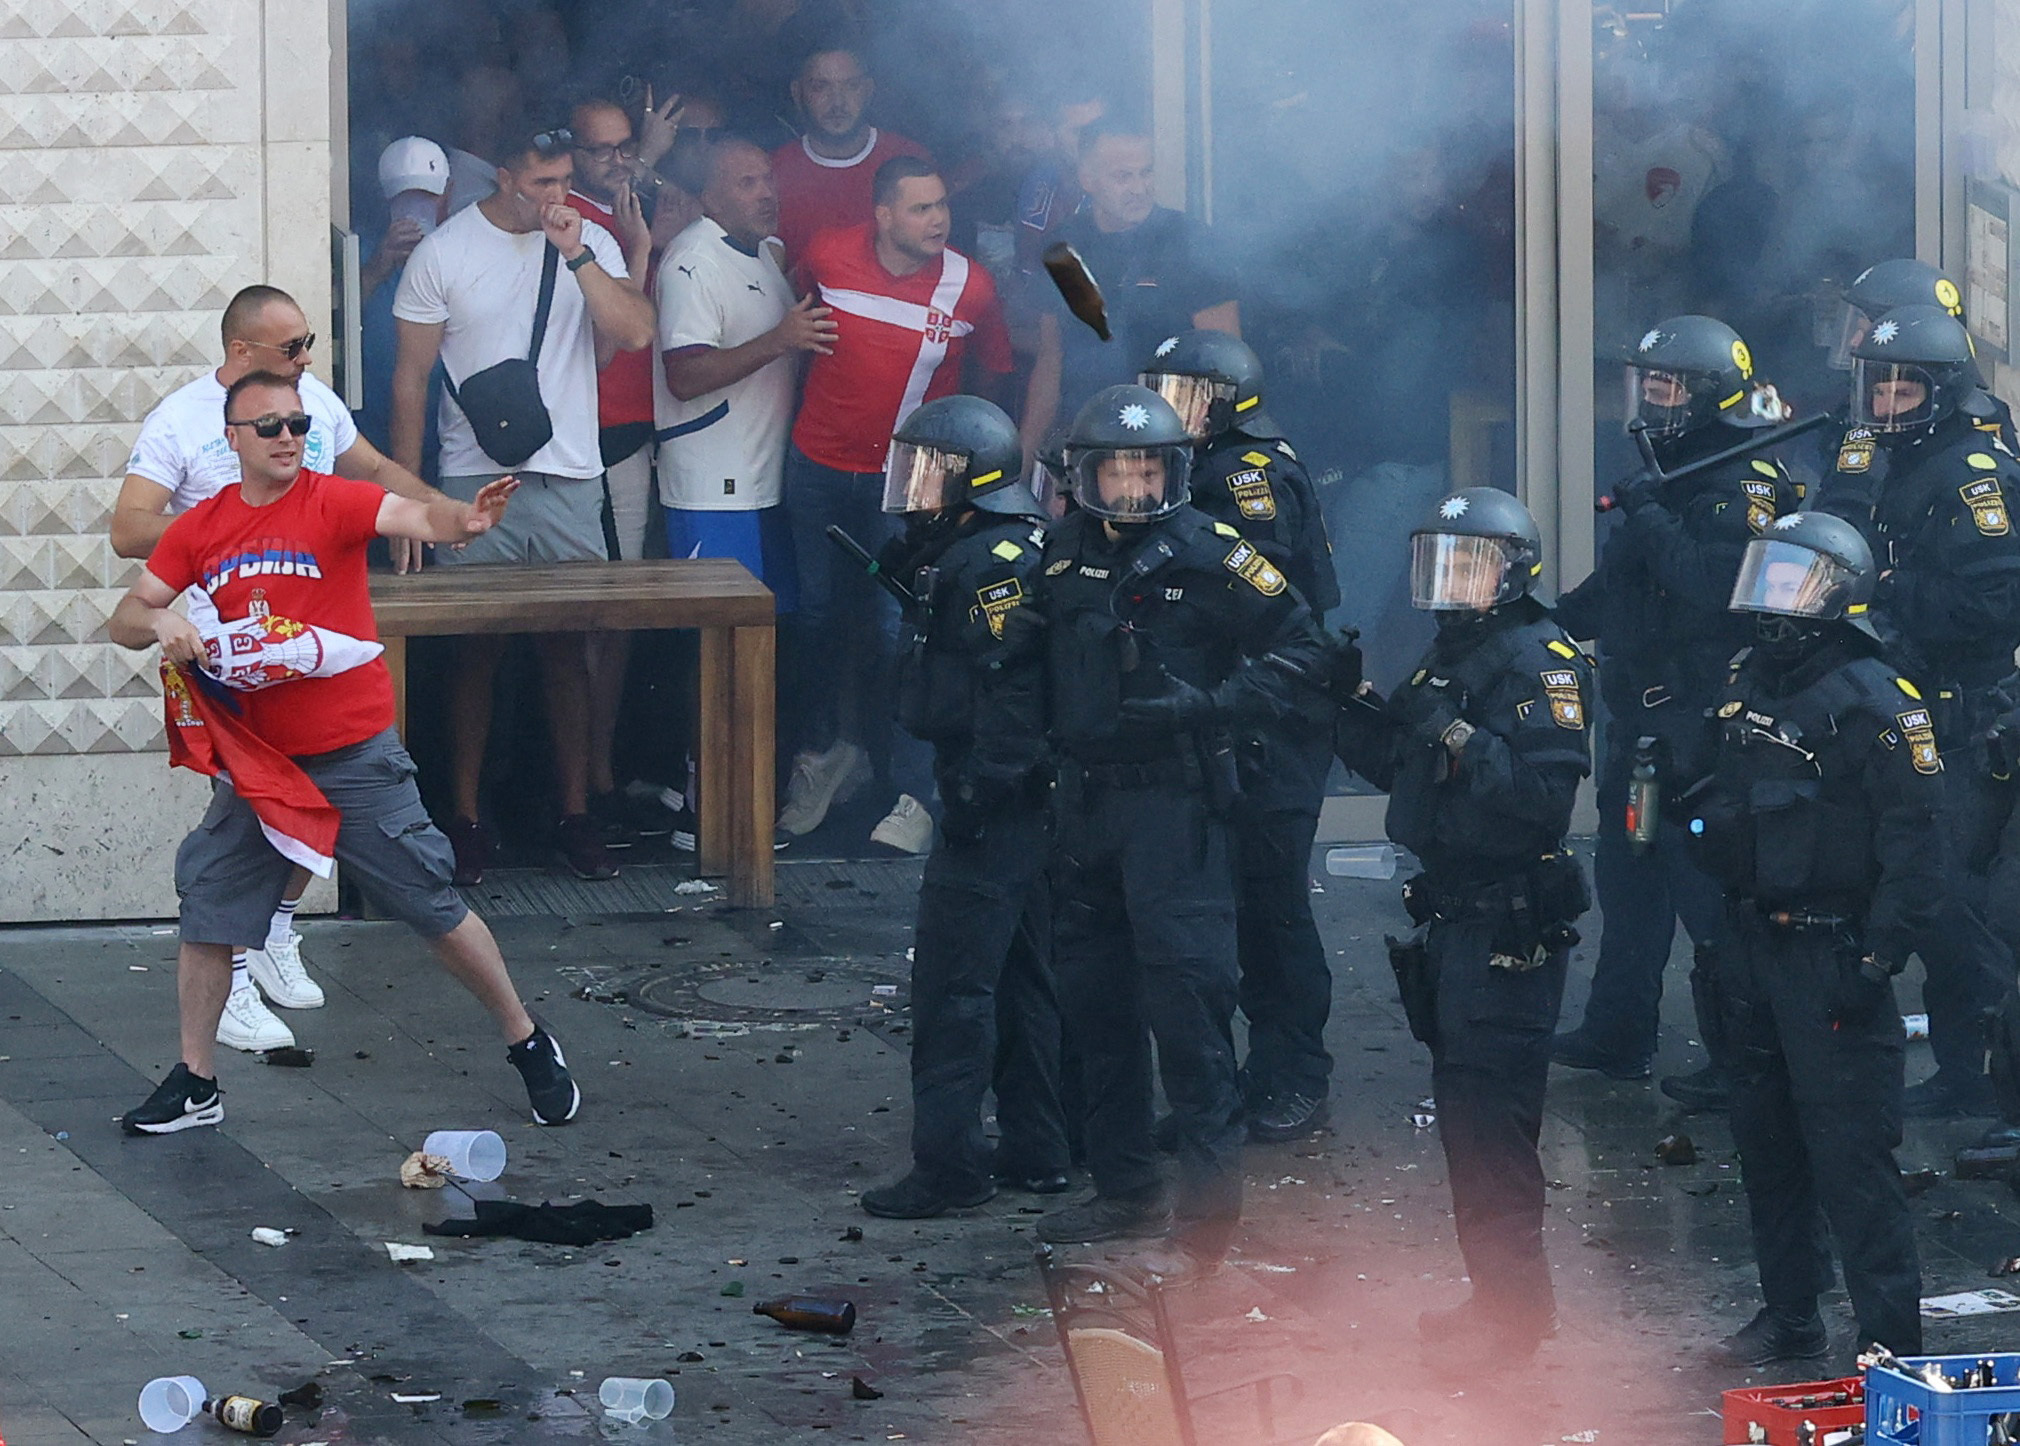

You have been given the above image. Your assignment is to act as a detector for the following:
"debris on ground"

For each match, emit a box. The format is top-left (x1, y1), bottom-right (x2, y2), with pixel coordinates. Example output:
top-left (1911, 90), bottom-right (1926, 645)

top-left (423, 1200), bottom-right (653, 1246)
top-left (1923, 1287), bottom-right (2020, 1317)
top-left (673, 879), bottom-right (717, 895)
top-left (851, 1376), bottom-right (884, 1400)
top-left (259, 1046), bottom-right (314, 1067)
top-left (400, 1152), bottom-right (453, 1189)
top-left (1654, 1133), bottom-right (1697, 1166)
top-left (249, 1227), bottom-right (288, 1247)
top-left (385, 1243), bottom-right (435, 1263)
top-left (276, 1382), bottom-right (324, 1410)
top-left (1902, 1167), bottom-right (1942, 1196)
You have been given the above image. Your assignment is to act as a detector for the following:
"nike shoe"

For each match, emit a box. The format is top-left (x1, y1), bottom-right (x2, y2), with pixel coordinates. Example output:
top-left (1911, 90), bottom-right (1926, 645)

top-left (122, 1063), bottom-right (223, 1136)
top-left (508, 1023), bottom-right (581, 1125)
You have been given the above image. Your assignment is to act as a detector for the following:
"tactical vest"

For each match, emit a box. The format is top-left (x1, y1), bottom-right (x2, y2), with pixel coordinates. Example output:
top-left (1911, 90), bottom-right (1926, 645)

top-left (892, 516), bottom-right (1044, 745)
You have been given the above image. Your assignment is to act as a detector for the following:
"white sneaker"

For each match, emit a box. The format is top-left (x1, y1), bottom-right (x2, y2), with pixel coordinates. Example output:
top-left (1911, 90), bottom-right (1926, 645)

top-left (870, 794), bottom-right (934, 855)
top-left (246, 932), bottom-right (326, 1009)
top-left (775, 741), bottom-right (873, 837)
top-left (216, 982), bottom-right (295, 1052)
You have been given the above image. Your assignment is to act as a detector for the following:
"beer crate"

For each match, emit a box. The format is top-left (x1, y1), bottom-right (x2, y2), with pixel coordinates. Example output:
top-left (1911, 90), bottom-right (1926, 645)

top-left (1867, 1352), bottom-right (2020, 1444)
top-left (1722, 1375), bottom-right (1863, 1445)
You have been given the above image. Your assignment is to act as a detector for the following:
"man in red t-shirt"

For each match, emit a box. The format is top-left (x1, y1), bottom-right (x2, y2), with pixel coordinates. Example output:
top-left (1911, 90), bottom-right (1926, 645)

top-left (109, 370), bottom-right (584, 1136)
top-left (770, 45), bottom-right (929, 265)
top-left (778, 156), bottom-right (1014, 850)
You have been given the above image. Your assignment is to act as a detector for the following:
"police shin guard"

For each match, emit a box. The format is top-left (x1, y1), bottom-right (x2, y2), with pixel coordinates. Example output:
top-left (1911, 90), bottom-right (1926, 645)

top-left (1659, 949), bottom-right (1731, 1113)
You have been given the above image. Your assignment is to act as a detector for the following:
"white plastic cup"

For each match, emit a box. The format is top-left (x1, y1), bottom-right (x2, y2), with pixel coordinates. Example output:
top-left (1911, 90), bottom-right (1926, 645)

top-left (1325, 843), bottom-right (1398, 880)
top-left (138, 1374), bottom-right (206, 1433)
top-left (421, 1129), bottom-right (506, 1181)
top-left (599, 1376), bottom-right (675, 1420)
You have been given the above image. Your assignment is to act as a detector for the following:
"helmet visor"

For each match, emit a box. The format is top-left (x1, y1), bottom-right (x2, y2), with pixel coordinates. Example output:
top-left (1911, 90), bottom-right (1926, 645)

top-left (1410, 532), bottom-right (1510, 611)
top-left (1625, 365), bottom-right (1697, 437)
top-left (1139, 371), bottom-right (1235, 441)
top-left (1730, 538), bottom-right (1858, 619)
top-left (1068, 445), bottom-right (1193, 522)
top-left (1851, 358), bottom-right (1938, 432)
top-left (1827, 299), bottom-right (1875, 371)
top-left (882, 441), bottom-right (970, 514)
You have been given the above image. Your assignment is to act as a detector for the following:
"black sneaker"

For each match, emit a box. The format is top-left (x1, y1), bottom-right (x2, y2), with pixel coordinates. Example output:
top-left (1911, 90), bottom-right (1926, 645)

top-left (585, 791), bottom-right (639, 850)
top-left (556, 814), bottom-right (619, 881)
top-left (122, 1063), bottom-right (223, 1136)
top-left (507, 1025), bottom-right (581, 1125)
top-left (444, 816), bottom-right (491, 887)
top-left (1035, 1188), bottom-right (1172, 1244)
top-left (1660, 1063), bottom-right (1730, 1112)
top-left (1714, 1306), bottom-right (1829, 1367)
top-left (1549, 1028), bottom-right (1652, 1080)
top-left (1248, 1092), bottom-right (1329, 1143)
top-left (860, 1171), bottom-right (995, 1219)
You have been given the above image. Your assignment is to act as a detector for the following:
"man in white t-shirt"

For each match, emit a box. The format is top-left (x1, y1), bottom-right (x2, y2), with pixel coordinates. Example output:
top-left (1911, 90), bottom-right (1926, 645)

top-left (390, 122), bottom-right (656, 887)
top-left (111, 283), bottom-right (446, 1056)
top-left (656, 138), bottom-right (835, 597)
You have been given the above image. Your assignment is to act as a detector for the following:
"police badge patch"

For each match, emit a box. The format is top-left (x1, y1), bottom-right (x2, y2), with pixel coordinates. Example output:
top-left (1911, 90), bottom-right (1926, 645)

top-left (1045, 556), bottom-right (1073, 575)
top-left (1837, 426), bottom-right (1875, 474)
top-left (1961, 477), bottom-right (2010, 536)
top-left (975, 578), bottom-right (1024, 638)
top-left (1741, 477), bottom-right (1778, 534)
top-left (1223, 540), bottom-right (1286, 595)
top-left (1540, 669), bottom-right (1583, 728)
top-left (1896, 708), bottom-right (1941, 774)
top-left (1227, 468), bottom-right (1277, 521)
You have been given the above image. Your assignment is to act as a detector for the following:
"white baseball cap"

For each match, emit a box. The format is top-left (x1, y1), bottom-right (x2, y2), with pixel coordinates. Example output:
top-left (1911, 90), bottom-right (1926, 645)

top-left (378, 136), bottom-right (450, 199)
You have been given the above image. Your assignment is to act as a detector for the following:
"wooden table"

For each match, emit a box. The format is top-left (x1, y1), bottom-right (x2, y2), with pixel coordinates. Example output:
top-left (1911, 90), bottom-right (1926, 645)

top-left (370, 560), bottom-right (776, 907)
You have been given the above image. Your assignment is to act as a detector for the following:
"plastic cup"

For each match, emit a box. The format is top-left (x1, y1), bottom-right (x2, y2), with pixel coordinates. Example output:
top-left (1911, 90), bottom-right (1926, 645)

top-left (599, 1377), bottom-right (675, 1420)
top-left (138, 1374), bottom-right (205, 1433)
top-left (420, 1129), bottom-right (506, 1181)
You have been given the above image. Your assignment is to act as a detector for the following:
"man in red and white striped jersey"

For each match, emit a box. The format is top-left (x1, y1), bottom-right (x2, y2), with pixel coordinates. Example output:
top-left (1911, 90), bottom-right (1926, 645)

top-left (778, 155), bottom-right (1014, 851)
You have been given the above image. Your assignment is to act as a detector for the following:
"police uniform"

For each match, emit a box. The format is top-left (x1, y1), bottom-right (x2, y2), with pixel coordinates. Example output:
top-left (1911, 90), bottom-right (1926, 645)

top-left (1689, 643), bottom-right (1940, 1354)
top-left (1189, 425), bottom-right (1344, 1120)
top-left (1337, 596), bottom-right (1593, 1343)
top-left (1554, 315), bottom-right (1800, 1098)
top-left (885, 510), bottom-right (1069, 1200)
top-left (1037, 501), bottom-right (1326, 1255)
top-left (1818, 408), bottom-right (2020, 1109)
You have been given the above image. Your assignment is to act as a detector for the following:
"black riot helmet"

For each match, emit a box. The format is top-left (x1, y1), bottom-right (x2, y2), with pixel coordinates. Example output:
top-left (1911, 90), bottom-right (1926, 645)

top-left (1138, 329), bottom-right (1267, 442)
top-left (1063, 384), bottom-right (1195, 523)
top-left (1409, 488), bottom-right (1543, 611)
top-left (883, 395), bottom-right (1037, 517)
top-left (1729, 511), bottom-right (1880, 640)
top-left (1849, 304), bottom-right (1979, 432)
top-left (1833, 258), bottom-right (1966, 369)
top-left (1623, 314), bottom-right (1756, 437)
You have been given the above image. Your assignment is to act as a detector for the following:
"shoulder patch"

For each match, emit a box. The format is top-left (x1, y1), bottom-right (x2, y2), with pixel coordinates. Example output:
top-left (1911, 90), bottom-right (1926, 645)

top-left (1545, 638), bottom-right (1577, 658)
top-left (1226, 468), bottom-right (1277, 521)
top-left (1045, 556), bottom-right (1074, 575)
top-left (991, 539), bottom-right (1024, 562)
top-left (1969, 451), bottom-right (2000, 470)
top-left (1961, 477), bottom-right (2010, 535)
top-left (1895, 676), bottom-right (1922, 700)
top-left (1750, 459), bottom-right (1780, 478)
top-left (1717, 699), bottom-right (1743, 717)
top-left (1212, 521), bottom-right (1240, 538)
top-left (1837, 436), bottom-right (1874, 473)
top-left (975, 578), bottom-right (1024, 638)
top-left (1895, 707), bottom-right (1941, 774)
top-left (1223, 539), bottom-right (1286, 595)
top-left (1240, 450), bottom-right (1274, 469)
top-left (1539, 670), bottom-right (1584, 729)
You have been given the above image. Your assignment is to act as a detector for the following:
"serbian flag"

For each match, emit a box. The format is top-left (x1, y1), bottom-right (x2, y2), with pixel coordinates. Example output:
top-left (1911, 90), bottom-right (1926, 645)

top-left (161, 661), bottom-right (339, 878)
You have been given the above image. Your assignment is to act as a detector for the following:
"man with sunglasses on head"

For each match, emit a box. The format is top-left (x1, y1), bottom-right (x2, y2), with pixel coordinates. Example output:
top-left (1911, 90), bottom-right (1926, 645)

top-left (391, 119), bottom-right (657, 887)
top-left (112, 283), bottom-right (448, 1057)
top-left (110, 369), bottom-right (582, 1137)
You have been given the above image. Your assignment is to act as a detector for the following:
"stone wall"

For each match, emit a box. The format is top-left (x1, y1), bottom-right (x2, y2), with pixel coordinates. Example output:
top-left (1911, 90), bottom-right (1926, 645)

top-left (0, 0), bottom-right (333, 922)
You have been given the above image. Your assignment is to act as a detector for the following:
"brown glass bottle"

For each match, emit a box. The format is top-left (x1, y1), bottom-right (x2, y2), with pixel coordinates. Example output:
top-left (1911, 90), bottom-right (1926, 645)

top-left (204, 1394), bottom-right (284, 1437)
top-left (752, 1296), bottom-right (857, 1334)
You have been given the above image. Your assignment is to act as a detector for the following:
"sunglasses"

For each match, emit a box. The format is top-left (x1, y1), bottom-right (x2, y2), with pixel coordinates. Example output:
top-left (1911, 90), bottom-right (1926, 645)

top-left (247, 333), bottom-right (315, 361)
top-left (531, 126), bottom-right (575, 157)
top-left (227, 412), bottom-right (312, 439)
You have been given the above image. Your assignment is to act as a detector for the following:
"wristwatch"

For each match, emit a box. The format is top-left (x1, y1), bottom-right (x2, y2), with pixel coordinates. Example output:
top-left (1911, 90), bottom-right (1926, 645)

top-left (1440, 719), bottom-right (1476, 755)
top-left (565, 249), bottom-right (596, 273)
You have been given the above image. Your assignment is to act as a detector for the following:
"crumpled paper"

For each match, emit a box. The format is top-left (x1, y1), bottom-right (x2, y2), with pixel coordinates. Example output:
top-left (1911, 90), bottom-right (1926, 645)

top-left (400, 1151), bottom-right (454, 1189)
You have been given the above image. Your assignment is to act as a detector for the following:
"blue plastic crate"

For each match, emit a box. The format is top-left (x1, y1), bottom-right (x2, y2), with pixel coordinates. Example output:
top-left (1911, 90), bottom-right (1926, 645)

top-left (1867, 1353), bottom-right (2020, 1444)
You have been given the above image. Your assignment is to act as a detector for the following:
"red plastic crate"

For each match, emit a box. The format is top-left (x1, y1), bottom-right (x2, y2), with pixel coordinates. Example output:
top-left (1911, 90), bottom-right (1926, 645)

top-left (1722, 1375), bottom-right (1865, 1445)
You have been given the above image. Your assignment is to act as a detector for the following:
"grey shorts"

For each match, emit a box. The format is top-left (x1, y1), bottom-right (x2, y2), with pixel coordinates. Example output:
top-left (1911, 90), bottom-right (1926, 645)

top-left (433, 470), bottom-right (609, 566)
top-left (174, 729), bottom-right (470, 945)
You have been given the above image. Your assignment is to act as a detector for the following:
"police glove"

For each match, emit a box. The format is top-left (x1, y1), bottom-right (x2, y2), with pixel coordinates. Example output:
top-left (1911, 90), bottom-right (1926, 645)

top-left (937, 771), bottom-right (995, 844)
top-left (1318, 627), bottom-right (1365, 705)
top-left (1399, 695), bottom-right (1471, 755)
top-left (1606, 468), bottom-right (1663, 518)
top-left (1119, 673), bottom-right (1220, 732)
top-left (1832, 953), bottom-right (1901, 1027)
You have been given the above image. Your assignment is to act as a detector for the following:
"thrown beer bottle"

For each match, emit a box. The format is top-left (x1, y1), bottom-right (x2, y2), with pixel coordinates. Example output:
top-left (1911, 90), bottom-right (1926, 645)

top-left (753, 1296), bottom-right (857, 1335)
top-left (204, 1394), bottom-right (283, 1437)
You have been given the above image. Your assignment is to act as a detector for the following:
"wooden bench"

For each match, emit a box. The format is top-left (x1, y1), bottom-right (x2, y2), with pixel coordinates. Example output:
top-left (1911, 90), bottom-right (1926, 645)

top-left (370, 560), bottom-right (776, 907)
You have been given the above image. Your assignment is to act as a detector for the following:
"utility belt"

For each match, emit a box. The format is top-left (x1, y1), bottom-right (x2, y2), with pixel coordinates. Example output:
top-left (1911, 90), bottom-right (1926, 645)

top-left (1057, 732), bottom-right (1241, 816)
top-left (1402, 849), bottom-right (1590, 964)
top-left (1734, 896), bottom-right (1864, 941)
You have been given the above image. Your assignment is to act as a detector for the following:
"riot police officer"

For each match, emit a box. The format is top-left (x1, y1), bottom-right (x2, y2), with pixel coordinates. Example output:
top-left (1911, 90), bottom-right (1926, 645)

top-left (1331, 488), bottom-right (1592, 1359)
top-left (1687, 511), bottom-right (1935, 1363)
top-left (858, 397), bottom-right (1070, 1219)
top-left (1552, 316), bottom-right (1797, 1111)
top-left (1141, 330), bottom-right (1342, 1140)
top-left (1030, 384), bottom-right (1328, 1275)
top-left (1816, 305), bottom-right (2020, 1119)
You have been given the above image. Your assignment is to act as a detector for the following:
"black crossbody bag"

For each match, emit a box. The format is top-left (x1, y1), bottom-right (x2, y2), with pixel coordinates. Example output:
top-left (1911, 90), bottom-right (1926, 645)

top-left (444, 240), bottom-right (560, 469)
